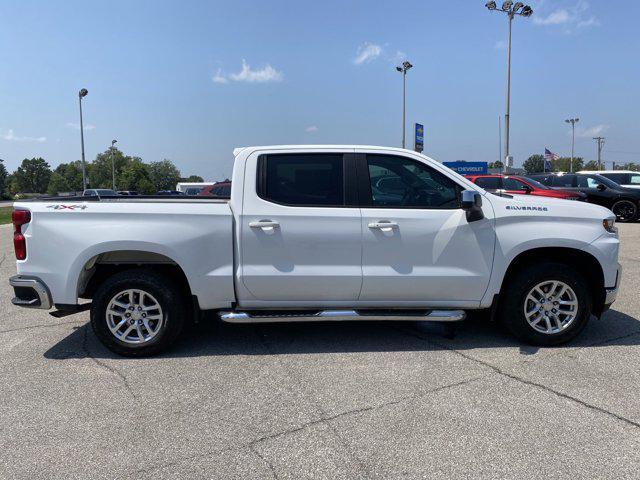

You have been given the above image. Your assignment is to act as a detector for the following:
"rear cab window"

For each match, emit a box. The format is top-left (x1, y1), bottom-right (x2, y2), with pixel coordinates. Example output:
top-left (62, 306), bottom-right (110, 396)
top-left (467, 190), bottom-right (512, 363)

top-left (257, 154), bottom-right (345, 207)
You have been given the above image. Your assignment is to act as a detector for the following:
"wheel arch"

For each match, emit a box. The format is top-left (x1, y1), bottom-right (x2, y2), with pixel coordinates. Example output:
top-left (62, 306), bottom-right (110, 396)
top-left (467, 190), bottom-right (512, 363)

top-left (500, 247), bottom-right (605, 315)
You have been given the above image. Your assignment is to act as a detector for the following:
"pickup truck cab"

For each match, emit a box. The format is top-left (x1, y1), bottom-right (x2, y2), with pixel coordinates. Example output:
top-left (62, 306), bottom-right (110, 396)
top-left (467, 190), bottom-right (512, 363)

top-left (10, 146), bottom-right (621, 356)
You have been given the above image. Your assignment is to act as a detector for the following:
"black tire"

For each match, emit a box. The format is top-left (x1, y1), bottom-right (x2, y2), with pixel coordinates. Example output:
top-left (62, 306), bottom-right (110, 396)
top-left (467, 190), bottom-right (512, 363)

top-left (90, 269), bottom-right (186, 357)
top-left (611, 199), bottom-right (638, 223)
top-left (499, 262), bottom-right (591, 346)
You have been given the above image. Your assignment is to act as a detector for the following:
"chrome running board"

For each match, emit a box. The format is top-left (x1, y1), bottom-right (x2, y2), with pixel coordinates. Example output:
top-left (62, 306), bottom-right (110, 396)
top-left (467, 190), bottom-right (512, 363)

top-left (219, 309), bottom-right (466, 324)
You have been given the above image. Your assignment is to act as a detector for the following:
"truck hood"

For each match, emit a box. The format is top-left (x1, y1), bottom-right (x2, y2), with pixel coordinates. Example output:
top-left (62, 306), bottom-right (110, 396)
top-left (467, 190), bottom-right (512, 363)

top-left (485, 191), bottom-right (614, 221)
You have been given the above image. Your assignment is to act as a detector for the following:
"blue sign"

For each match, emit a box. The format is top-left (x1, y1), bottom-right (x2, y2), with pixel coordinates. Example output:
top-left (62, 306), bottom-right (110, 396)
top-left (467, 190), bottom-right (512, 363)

top-left (443, 161), bottom-right (488, 175)
top-left (414, 123), bottom-right (424, 153)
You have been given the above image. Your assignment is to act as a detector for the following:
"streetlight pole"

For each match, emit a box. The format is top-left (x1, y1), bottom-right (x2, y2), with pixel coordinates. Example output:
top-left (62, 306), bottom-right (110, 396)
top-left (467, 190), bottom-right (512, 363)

top-left (396, 61), bottom-right (413, 149)
top-left (594, 136), bottom-right (605, 170)
top-left (485, 1), bottom-right (533, 172)
top-left (564, 118), bottom-right (579, 172)
top-left (111, 139), bottom-right (118, 191)
top-left (78, 88), bottom-right (89, 191)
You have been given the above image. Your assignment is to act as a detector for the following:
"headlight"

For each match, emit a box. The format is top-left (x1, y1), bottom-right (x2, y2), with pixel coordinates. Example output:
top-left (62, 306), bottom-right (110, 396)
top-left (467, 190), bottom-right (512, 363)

top-left (603, 218), bottom-right (617, 233)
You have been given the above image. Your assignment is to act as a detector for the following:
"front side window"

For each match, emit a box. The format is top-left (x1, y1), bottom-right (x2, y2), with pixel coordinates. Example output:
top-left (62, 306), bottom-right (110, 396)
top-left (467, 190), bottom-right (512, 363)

top-left (577, 175), bottom-right (601, 189)
top-left (366, 155), bottom-right (459, 208)
top-left (259, 154), bottom-right (344, 206)
top-left (474, 177), bottom-right (501, 190)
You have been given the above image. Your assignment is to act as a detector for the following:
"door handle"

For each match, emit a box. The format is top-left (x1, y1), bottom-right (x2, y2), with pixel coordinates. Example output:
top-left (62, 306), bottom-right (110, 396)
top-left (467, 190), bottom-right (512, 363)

top-left (249, 220), bottom-right (280, 231)
top-left (368, 221), bottom-right (398, 232)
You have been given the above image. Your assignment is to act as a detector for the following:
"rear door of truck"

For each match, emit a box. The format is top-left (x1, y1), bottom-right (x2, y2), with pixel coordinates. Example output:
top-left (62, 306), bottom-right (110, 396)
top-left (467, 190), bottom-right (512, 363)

top-left (237, 149), bottom-right (362, 305)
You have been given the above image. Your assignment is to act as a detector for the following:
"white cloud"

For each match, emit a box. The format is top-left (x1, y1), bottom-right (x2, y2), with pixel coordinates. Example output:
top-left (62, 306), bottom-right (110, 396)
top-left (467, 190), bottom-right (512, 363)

top-left (66, 122), bottom-right (95, 131)
top-left (534, 9), bottom-right (571, 25)
top-left (228, 59), bottom-right (283, 83)
top-left (533, 1), bottom-right (599, 32)
top-left (305, 125), bottom-right (319, 133)
top-left (1, 129), bottom-right (46, 142)
top-left (211, 69), bottom-right (229, 84)
top-left (353, 42), bottom-right (382, 65)
top-left (577, 124), bottom-right (609, 138)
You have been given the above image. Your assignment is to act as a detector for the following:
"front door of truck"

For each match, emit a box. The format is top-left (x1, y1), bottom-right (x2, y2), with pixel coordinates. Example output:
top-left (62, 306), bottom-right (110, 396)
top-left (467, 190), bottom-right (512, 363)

top-left (358, 152), bottom-right (494, 305)
top-left (238, 151), bottom-right (362, 305)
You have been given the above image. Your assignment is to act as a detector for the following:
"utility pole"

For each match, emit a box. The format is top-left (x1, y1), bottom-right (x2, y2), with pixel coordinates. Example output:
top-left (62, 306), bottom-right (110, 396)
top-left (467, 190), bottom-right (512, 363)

top-left (565, 118), bottom-right (579, 173)
top-left (498, 116), bottom-right (502, 166)
top-left (396, 61), bottom-right (413, 149)
top-left (485, 1), bottom-right (534, 172)
top-left (111, 139), bottom-right (118, 190)
top-left (593, 136), bottom-right (605, 170)
top-left (78, 88), bottom-right (89, 191)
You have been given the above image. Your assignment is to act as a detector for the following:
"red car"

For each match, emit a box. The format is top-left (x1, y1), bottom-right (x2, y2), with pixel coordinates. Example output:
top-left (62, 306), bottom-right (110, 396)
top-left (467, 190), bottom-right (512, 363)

top-left (464, 174), bottom-right (586, 201)
top-left (198, 180), bottom-right (231, 198)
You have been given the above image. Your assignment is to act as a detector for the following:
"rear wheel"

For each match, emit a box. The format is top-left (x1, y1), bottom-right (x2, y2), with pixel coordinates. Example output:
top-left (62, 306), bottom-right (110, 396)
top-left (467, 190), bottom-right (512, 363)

top-left (611, 199), bottom-right (638, 222)
top-left (90, 269), bottom-right (186, 357)
top-left (499, 262), bottom-right (591, 346)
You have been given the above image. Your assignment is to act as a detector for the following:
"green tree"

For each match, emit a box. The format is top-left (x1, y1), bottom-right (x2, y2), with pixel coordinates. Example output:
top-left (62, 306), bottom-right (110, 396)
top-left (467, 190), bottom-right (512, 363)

top-left (0, 159), bottom-right (7, 198)
top-left (183, 175), bottom-right (204, 182)
top-left (11, 158), bottom-right (52, 193)
top-left (55, 161), bottom-right (84, 192)
top-left (523, 155), bottom-right (545, 174)
top-left (554, 157), bottom-right (584, 172)
top-left (488, 161), bottom-right (504, 170)
top-left (88, 147), bottom-right (136, 188)
top-left (583, 160), bottom-right (599, 170)
top-left (47, 172), bottom-right (71, 195)
top-left (148, 159), bottom-right (181, 191)
top-left (118, 160), bottom-right (155, 194)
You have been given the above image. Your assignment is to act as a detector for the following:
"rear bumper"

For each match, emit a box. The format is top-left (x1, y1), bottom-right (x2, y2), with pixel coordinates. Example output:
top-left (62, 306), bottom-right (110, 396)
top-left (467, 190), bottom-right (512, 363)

top-left (9, 275), bottom-right (52, 310)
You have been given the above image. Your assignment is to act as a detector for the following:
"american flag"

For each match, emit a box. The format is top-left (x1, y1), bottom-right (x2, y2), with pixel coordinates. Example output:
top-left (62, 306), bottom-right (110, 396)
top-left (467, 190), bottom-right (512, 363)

top-left (544, 148), bottom-right (560, 161)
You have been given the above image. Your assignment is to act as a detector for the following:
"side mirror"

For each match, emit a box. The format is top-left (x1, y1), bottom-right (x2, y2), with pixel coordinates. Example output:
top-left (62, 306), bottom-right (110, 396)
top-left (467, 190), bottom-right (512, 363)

top-left (461, 190), bottom-right (484, 222)
top-left (597, 183), bottom-right (607, 191)
top-left (522, 185), bottom-right (532, 194)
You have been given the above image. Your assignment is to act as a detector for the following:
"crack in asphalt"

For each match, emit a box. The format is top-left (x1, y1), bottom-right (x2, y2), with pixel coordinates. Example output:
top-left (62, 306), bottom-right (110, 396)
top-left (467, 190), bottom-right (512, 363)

top-left (0, 319), bottom-right (83, 335)
top-left (82, 327), bottom-right (137, 400)
top-left (249, 443), bottom-right (280, 480)
top-left (397, 325), bottom-right (640, 430)
top-left (132, 366), bottom-right (485, 477)
top-left (0, 253), bottom-right (6, 268)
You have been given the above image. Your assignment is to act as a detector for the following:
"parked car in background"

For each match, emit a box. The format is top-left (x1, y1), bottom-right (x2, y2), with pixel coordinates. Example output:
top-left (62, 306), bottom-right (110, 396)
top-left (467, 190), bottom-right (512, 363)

top-left (117, 191), bottom-right (139, 196)
top-left (83, 189), bottom-right (118, 197)
top-left (580, 170), bottom-right (640, 190)
top-left (528, 172), bottom-right (640, 222)
top-left (157, 190), bottom-right (184, 196)
top-left (465, 174), bottom-right (585, 201)
top-left (176, 182), bottom-right (215, 196)
top-left (198, 180), bottom-right (231, 198)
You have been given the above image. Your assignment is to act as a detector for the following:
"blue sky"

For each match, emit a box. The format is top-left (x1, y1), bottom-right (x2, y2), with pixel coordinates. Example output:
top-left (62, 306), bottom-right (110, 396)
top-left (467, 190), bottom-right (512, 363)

top-left (1, 0), bottom-right (638, 179)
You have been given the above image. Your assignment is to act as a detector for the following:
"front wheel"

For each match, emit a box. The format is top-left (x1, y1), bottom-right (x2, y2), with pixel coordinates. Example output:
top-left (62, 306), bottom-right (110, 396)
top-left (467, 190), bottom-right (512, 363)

top-left (611, 199), bottom-right (638, 222)
top-left (499, 262), bottom-right (592, 346)
top-left (90, 269), bottom-right (186, 357)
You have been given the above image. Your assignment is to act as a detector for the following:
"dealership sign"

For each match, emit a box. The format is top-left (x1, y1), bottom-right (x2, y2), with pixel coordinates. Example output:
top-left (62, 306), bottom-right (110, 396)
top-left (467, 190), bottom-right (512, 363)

top-left (443, 161), bottom-right (488, 175)
top-left (414, 123), bottom-right (424, 153)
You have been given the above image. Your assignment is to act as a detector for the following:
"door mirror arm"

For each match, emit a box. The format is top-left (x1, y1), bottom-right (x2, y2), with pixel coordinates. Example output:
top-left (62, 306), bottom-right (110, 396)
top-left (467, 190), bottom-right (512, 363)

top-left (461, 190), bottom-right (485, 222)
top-left (597, 183), bottom-right (607, 191)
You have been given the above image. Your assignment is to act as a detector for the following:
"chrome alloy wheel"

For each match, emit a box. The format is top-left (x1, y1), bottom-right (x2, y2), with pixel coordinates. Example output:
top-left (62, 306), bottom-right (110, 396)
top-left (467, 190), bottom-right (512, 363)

top-left (105, 289), bottom-right (164, 344)
top-left (524, 280), bottom-right (578, 334)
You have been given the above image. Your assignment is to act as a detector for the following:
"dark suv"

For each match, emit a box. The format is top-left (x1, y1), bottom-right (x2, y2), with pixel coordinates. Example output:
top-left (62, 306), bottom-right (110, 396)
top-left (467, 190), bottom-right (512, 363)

top-left (528, 172), bottom-right (640, 222)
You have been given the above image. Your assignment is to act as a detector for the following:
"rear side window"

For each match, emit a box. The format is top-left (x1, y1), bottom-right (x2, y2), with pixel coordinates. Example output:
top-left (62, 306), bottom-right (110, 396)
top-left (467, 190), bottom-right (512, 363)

top-left (552, 175), bottom-right (576, 187)
top-left (474, 177), bottom-right (501, 190)
top-left (603, 173), bottom-right (628, 184)
top-left (258, 154), bottom-right (345, 206)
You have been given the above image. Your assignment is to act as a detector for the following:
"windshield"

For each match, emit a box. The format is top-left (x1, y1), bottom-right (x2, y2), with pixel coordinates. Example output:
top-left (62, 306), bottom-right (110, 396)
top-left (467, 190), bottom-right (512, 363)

top-left (521, 177), bottom-right (549, 190)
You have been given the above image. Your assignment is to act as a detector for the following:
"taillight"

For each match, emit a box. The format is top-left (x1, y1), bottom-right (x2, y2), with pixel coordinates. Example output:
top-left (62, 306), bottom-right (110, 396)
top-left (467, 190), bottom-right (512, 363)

top-left (12, 210), bottom-right (31, 260)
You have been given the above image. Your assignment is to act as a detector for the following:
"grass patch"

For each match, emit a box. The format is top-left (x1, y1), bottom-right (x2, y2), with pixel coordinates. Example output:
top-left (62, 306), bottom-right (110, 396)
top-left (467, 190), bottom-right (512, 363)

top-left (0, 207), bottom-right (12, 225)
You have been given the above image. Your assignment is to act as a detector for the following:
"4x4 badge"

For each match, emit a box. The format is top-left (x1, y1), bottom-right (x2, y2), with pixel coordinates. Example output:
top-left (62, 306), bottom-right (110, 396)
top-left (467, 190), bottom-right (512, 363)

top-left (46, 204), bottom-right (87, 210)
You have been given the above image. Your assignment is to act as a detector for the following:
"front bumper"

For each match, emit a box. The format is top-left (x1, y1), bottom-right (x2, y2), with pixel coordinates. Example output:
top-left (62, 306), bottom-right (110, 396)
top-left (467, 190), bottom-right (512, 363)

top-left (9, 275), bottom-right (52, 310)
top-left (603, 263), bottom-right (621, 309)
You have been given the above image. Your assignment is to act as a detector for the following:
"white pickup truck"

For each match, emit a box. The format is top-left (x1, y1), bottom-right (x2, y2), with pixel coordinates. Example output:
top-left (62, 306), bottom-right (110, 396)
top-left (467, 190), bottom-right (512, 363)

top-left (10, 146), bottom-right (621, 356)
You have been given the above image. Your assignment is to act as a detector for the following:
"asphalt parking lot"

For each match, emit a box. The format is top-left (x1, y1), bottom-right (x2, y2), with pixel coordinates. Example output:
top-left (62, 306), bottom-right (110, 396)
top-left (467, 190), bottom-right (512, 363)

top-left (1, 223), bottom-right (639, 479)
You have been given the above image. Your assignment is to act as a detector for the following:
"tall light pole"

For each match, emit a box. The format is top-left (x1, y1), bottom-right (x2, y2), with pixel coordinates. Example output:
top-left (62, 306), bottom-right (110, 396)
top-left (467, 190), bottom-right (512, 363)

top-left (565, 118), bottom-right (579, 172)
top-left (485, 1), bottom-right (533, 172)
top-left (111, 139), bottom-right (118, 190)
top-left (396, 60), bottom-right (413, 149)
top-left (594, 136), bottom-right (605, 170)
top-left (78, 88), bottom-right (89, 190)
